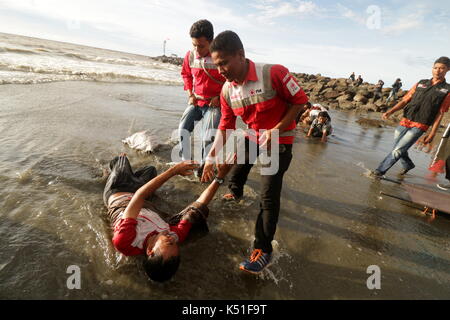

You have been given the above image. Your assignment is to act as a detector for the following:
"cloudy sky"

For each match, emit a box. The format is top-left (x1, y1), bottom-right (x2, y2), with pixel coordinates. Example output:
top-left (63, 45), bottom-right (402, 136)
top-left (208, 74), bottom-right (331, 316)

top-left (0, 0), bottom-right (448, 87)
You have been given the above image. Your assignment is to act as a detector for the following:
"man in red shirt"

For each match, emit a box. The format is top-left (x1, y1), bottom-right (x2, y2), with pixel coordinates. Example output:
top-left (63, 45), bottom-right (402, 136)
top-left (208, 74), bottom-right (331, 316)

top-left (201, 31), bottom-right (308, 274)
top-left (179, 20), bottom-right (226, 175)
top-left (104, 154), bottom-right (231, 282)
top-left (371, 56), bottom-right (450, 177)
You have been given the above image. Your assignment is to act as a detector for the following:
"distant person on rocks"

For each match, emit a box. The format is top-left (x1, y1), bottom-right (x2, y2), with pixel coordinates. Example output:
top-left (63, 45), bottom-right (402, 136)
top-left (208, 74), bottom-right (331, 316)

top-left (104, 154), bottom-right (232, 282)
top-left (179, 19), bottom-right (226, 176)
top-left (355, 75), bottom-right (363, 87)
top-left (371, 56), bottom-right (450, 178)
top-left (386, 78), bottom-right (402, 103)
top-left (373, 79), bottom-right (385, 101)
top-left (307, 111), bottom-right (332, 143)
top-left (349, 72), bottom-right (355, 83)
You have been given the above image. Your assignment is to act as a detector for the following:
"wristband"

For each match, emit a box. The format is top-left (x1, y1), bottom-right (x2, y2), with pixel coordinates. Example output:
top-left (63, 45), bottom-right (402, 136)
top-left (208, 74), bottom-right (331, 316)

top-left (205, 156), bottom-right (216, 163)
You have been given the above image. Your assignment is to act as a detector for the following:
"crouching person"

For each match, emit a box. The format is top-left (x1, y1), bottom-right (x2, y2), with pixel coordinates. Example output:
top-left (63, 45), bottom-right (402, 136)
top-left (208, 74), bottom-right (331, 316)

top-left (307, 111), bottom-right (332, 142)
top-left (104, 153), bottom-right (231, 282)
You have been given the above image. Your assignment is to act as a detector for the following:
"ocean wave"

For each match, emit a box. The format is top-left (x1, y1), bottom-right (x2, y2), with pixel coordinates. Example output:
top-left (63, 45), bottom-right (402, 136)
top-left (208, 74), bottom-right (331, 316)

top-left (0, 47), bottom-right (39, 55)
top-left (0, 69), bottom-right (182, 85)
top-left (0, 34), bottom-right (183, 86)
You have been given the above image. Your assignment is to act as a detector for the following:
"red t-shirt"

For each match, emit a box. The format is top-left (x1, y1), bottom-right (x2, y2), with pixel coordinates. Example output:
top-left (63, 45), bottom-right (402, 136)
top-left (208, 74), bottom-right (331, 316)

top-left (112, 208), bottom-right (192, 256)
top-left (218, 60), bottom-right (308, 144)
top-left (181, 50), bottom-right (226, 107)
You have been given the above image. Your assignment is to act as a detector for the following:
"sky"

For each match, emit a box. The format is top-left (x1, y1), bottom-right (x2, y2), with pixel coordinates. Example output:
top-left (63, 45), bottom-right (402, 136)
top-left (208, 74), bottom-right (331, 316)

top-left (0, 0), bottom-right (449, 88)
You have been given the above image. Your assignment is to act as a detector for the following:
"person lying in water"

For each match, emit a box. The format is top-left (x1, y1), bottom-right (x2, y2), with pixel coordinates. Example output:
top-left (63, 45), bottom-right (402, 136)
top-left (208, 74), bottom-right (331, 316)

top-left (103, 153), bottom-right (232, 282)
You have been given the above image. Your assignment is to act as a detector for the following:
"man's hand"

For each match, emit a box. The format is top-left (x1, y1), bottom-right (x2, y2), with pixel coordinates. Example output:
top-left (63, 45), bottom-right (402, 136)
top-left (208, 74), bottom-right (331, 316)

top-left (217, 152), bottom-right (236, 178)
top-left (259, 129), bottom-right (272, 149)
top-left (382, 111), bottom-right (392, 120)
top-left (210, 96), bottom-right (220, 108)
top-left (422, 133), bottom-right (435, 145)
top-left (188, 95), bottom-right (197, 106)
top-left (201, 161), bottom-right (215, 182)
top-left (415, 135), bottom-right (435, 153)
top-left (172, 160), bottom-right (199, 176)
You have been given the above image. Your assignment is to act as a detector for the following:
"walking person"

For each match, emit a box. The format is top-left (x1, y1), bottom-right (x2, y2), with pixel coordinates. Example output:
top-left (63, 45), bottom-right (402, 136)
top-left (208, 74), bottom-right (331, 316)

top-left (371, 57), bottom-right (450, 177)
top-left (200, 31), bottom-right (308, 274)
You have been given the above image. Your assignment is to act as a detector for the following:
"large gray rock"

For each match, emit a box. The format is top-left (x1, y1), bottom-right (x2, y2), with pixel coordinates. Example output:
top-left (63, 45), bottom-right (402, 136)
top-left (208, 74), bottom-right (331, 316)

top-left (353, 94), bottom-right (368, 104)
top-left (361, 103), bottom-right (377, 112)
top-left (312, 83), bottom-right (324, 92)
top-left (323, 91), bottom-right (341, 99)
top-left (339, 101), bottom-right (356, 110)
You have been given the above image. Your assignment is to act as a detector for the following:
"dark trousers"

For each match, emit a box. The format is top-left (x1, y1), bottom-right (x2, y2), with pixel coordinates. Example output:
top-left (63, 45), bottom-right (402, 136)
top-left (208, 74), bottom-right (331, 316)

top-left (228, 138), bottom-right (293, 254)
top-left (103, 155), bottom-right (157, 206)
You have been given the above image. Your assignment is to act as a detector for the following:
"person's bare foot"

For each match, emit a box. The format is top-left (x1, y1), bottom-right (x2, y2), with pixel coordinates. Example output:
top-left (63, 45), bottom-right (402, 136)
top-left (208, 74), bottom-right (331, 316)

top-left (222, 193), bottom-right (241, 201)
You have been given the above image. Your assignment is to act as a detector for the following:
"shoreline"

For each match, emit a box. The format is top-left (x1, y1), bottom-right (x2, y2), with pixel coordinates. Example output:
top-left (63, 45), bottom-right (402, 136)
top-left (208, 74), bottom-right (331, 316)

top-left (153, 55), bottom-right (450, 128)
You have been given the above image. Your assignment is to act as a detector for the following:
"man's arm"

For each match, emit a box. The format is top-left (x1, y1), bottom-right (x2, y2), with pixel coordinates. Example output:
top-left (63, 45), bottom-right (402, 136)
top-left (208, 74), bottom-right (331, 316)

top-left (181, 52), bottom-right (197, 105)
top-left (123, 161), bottom-right (198, 219)
top-left (196, 162), bottom-right (233, 206)
top-left (260, 103), bottom-right (305, 148)
top-left (423, 111), bottom-right (445, 144)
top-left (382, 83), bottom-right (417, 120)
top-left (201, 92), bottom-right (236, 182)
top-left (321, 130), bottom-right (328, 143)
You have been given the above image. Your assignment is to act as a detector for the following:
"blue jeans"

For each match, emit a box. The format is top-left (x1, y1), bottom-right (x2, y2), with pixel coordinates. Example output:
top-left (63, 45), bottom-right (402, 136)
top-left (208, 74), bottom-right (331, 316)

top-left (178, 104), bottom-right (221, 162)
top-left (375, 125), bottom-right (425, 174)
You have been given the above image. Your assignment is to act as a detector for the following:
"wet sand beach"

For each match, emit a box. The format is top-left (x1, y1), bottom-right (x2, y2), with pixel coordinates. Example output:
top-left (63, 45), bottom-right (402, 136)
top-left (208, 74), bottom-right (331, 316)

top-left (1, 80), bottom-right (449, 299)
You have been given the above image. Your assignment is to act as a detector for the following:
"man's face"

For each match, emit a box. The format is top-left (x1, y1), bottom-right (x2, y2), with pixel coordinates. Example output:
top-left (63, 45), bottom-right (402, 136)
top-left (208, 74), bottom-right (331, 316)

top-left (147, 230), bottom-right (179, 260)
top-left (211, 49), bottom-right (245, 82)
top-left (432, 63), bottom-right (449, 80)
top-left (192, 37), bottom-right (211, 57)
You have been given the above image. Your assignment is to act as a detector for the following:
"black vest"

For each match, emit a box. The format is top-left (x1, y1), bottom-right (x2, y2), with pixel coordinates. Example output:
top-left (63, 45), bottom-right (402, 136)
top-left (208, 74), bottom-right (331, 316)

top-left (403, 79), bottom-right (450, 126)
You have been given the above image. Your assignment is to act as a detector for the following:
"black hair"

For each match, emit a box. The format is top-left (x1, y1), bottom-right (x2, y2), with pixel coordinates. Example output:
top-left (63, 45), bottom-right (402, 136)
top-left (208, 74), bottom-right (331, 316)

top-left (318, 111), bottom-right (331, 121)
top-left (306, 102), bottom-right (312, 108)
top-left (143, 253), bottom-right (180, 282)
top-left (190, 20), bottom-right (214, 42)
top-left (434, 56), bottom-right (450, 68)
top-left (210, 30), bottom-right (244, 56)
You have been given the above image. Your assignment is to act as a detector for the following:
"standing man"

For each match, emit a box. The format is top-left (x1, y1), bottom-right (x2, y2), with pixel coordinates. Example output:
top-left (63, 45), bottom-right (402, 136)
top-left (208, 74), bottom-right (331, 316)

top-left (371, 57), bottom-right (450, 177)
top-left (201, 31), bottom-right (308, 274)
top-left (179, 19), bottom-right (226, 175)
top-left (386, 78), bottom-right (403, 103)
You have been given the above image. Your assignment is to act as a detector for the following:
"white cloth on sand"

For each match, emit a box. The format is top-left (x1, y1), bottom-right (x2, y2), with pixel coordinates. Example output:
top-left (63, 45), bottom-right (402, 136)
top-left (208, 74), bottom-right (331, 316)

top-left (122, 130), bottom-right (160, 153)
